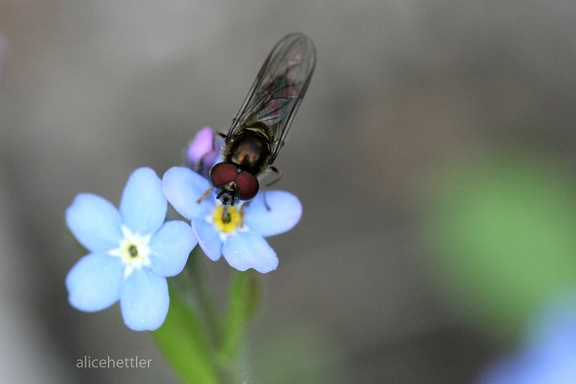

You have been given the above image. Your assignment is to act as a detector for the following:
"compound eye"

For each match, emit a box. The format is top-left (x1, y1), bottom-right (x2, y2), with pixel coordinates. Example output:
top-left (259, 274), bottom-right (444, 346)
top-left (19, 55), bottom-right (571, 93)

top-left (210, 163), bottom-right (238, 187)
top-left (236, 170), bottom-right (259, 200)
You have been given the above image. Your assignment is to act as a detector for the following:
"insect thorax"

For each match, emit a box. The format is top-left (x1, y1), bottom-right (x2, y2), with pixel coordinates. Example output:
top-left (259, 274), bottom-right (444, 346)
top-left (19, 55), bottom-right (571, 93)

top-left (225, 125), bottom-right (272, 175)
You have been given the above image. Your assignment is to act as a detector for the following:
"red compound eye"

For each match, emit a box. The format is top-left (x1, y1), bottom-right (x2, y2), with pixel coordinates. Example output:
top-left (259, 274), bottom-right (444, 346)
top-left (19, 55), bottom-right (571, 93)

top-left (236, 170), bottom-right (259, 200)
top-left (210, 163), bottom-right (238, 187)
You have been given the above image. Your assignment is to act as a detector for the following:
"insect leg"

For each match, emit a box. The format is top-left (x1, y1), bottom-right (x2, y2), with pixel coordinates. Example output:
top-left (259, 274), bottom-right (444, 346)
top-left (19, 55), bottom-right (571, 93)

top-left (200, 130), bottom-right (226, 165)
top-left (187, 129), bottom-right (225, 178)
top-left (265, 166), bottom-right (284, 187)
top-left (262, 166), bottom-right (284, 210)
top-left (239, 200), bottom-right (253, 228)
top-left (196, 187), bottom-right (213, 204)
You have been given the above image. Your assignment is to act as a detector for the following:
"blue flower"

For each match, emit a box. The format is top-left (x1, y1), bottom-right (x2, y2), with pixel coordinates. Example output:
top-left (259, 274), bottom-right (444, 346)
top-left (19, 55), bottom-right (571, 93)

top-left (477, 291), bottom-right (576, 384)
top-left (162, 166), bottom-right (301, 273)
top-left (65, 167), bottom-right (196, 331)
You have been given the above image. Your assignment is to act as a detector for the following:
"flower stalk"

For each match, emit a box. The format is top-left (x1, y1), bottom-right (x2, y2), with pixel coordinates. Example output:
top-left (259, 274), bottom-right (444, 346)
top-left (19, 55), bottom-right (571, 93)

top-left (152, 247), bottom-right (262, 384)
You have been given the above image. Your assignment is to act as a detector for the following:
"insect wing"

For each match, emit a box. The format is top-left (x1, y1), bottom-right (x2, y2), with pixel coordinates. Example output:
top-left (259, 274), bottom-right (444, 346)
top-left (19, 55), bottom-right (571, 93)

top-left (228, 32), bottom-right (316, 160)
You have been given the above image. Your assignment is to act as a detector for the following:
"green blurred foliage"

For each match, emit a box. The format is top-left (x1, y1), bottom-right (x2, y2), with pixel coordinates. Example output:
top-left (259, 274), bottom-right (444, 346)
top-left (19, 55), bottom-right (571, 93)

top-left (249, 320), bottom-right (348, 384)
top-left (424, 149), bottom-right (576, 341)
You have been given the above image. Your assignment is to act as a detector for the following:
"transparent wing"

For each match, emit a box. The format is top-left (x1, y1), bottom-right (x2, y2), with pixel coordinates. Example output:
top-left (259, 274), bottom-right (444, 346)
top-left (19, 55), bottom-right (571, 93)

top-left (227, 32), bottom-right (316, 161)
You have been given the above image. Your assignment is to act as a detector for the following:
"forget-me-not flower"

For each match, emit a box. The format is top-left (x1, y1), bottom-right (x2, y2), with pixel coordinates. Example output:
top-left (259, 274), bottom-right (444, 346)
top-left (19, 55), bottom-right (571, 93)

top-left (65, 167), bottom-right (196, 331)
top-left (162, 166), bottom-right (301, 273)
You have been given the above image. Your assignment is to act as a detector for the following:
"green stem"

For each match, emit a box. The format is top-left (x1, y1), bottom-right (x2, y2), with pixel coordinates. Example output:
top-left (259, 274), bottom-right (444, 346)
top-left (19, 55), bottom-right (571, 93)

top-left (182, 247), bottom-right (224, 347)
top-left (218, 269), bottom-right (261, 366)
top-left (152, 248), bottom-right (262, 384)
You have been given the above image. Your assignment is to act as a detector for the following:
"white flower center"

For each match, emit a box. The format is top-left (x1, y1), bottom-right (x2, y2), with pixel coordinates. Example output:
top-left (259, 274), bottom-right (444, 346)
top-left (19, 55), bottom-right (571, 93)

top-left (109, 226), bottom-right (152, 279)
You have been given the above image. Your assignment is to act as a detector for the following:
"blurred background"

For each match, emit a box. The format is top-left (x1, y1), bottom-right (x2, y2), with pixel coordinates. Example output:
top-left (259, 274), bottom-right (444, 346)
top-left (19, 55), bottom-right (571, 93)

top-left (2, 1), bottom-right (576, 383)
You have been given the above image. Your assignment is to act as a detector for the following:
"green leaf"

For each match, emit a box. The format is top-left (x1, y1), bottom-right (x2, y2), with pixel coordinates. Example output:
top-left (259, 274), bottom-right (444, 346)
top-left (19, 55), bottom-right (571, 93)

top-left (151, 280), bottom-right (220, 384)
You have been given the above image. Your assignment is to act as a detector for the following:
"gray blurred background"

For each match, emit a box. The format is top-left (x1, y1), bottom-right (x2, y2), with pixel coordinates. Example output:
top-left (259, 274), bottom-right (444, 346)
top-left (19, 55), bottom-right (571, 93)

top-left (1, 1), bottom-right (576, 383)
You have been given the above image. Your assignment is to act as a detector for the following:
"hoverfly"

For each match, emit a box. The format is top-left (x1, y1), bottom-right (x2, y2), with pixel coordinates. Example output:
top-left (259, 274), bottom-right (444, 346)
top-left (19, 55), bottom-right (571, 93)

top-left (208, 32), bottom-right (316, 218)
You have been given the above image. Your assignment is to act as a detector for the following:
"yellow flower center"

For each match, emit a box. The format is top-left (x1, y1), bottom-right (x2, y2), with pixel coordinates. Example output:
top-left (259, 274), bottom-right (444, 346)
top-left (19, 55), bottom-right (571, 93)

top-left (212, 205), bottom-right (241, 233)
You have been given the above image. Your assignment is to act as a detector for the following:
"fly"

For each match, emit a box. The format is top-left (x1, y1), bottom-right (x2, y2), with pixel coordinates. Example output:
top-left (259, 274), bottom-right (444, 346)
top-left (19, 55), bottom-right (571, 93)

top-left (207, 32), bottom-right (316, 221)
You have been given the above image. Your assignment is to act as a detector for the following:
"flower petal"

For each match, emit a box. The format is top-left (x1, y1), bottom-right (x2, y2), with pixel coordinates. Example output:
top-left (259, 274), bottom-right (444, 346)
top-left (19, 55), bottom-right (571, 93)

top-left (66, 194), bottom-right (123, 252)
top-left (186, 127), bottom-right (216, 168)
top-left (222, 231), bottom-right (278, 273)
top-left (149, 221), bottom-right (196, 277)
top-left (66, 253), bottom-right (124, 312)
top-left (120, 167), bottom-right (167, 236)
top-left (192, 218), bottom-right (223, 261)
top-left (120, 268), bottom-right (169, 331)
top-left (244, 191), bottom-right (302, 237)
top-left (163, 166), bottom-right (213, 220)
